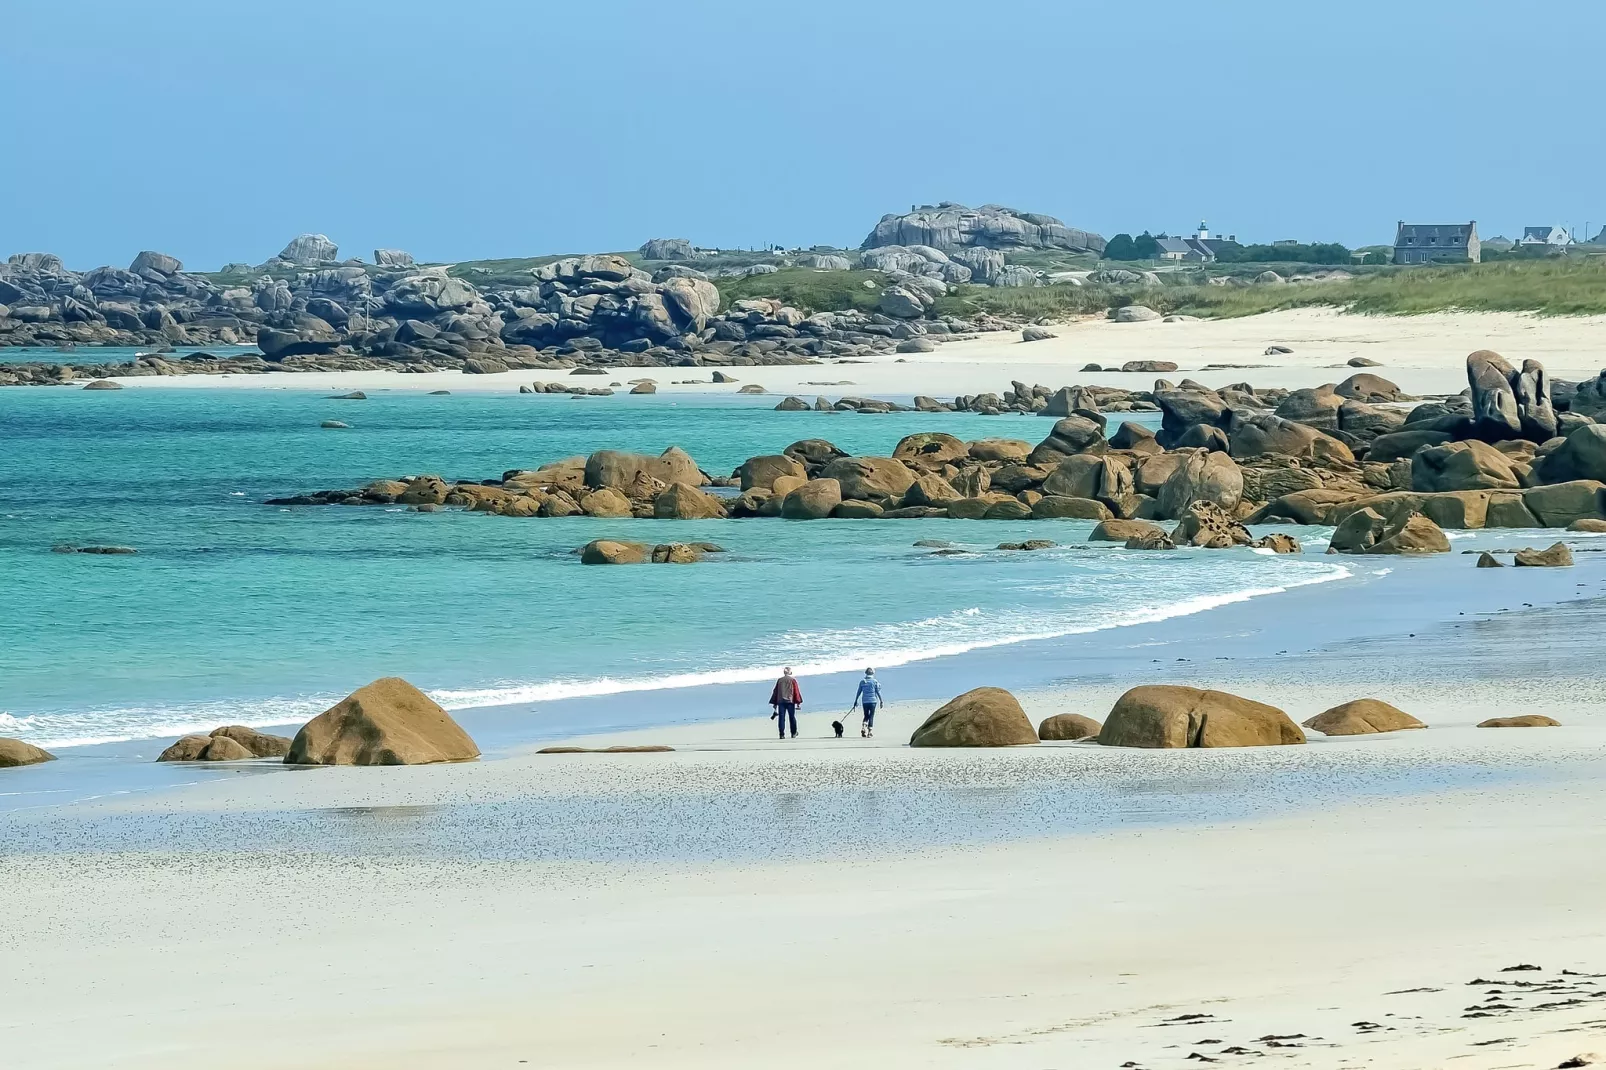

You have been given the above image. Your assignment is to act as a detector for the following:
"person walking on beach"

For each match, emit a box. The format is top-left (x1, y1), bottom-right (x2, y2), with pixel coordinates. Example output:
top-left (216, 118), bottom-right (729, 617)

top-left (770, 667), bottom-right (802, 739)
top-left (850, 668), bottom-right (882, 737)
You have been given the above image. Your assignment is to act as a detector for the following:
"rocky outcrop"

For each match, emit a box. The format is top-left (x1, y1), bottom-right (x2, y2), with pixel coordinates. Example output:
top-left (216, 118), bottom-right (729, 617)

top-left (639, 238), bottom-right (703, 261)
top-left (1098, 686), bottom-right (1305, 748)
top-left (0, 738), bottom-right (55, 768)
top-left (580, 539), bottom-right (650, 565)
top-left (277, 234), bottom-right (339, 266)
top-left (285, 677), bottom-right (479, 766)
top-left (1037, 713), bottom-right (1101, 741)
top-left (1302, 699), bottom-right (1425, 736)
top-left (909, 687), bottom-right (1039, 747)
top-left (1467, 350), bottom-right (1556, 441)
top-left (862, 202), bottom-right (1104, 256)
top-left (1328, 508), bottom-right (1450, 555)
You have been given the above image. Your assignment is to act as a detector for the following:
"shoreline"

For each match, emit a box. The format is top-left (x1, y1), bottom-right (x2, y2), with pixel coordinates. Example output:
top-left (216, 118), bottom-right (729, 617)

top-left (11, 308), bottom-right (1606, 399)
top-left (9, 536), bottom-right (1604, 816)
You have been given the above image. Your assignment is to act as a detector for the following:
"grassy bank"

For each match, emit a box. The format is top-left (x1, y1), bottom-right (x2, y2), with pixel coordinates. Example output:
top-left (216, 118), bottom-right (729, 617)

top-left (936, 257), bottom-right (1606, 321)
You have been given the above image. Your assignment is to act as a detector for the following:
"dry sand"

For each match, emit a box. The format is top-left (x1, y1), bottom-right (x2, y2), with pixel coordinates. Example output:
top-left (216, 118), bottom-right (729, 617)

top-left (104, 307), bottom-right (1606, 399)
top-left (6, 679), bottom-right (1606, 1070)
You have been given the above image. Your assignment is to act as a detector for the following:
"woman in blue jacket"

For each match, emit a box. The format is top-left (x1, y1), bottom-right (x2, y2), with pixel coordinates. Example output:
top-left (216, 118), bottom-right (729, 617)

top-left (851, 668), bottom-right (882, 737)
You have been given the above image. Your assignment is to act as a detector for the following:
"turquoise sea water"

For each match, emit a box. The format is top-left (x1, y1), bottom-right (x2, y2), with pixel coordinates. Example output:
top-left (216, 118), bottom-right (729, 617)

top-left (0, 385), bottom-right (1346, 748)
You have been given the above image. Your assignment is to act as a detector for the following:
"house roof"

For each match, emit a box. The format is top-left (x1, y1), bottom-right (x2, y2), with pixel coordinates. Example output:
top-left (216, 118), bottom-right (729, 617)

top-left (1153, 237), bottom-right (1192, 255)
top-left (1396, 222), bottom-right (1475, 243)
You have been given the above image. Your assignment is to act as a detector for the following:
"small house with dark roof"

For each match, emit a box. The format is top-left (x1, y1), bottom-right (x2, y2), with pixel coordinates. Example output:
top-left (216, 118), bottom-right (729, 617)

top-left (1154, 223), bottom-right (1239, 263)
top-left (1394, 221), bottom-right (1479, 264)
top-left (1519, 226), bottom-right (1572, 247)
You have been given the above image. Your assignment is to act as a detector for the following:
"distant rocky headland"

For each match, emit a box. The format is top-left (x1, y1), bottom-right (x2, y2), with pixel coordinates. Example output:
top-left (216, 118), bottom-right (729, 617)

top-left (0, 203), bottom-right (1111, 386)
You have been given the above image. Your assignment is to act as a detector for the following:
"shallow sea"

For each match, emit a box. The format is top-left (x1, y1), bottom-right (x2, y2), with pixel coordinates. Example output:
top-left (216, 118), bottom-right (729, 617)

top-left (0, 384), bottom-right (1347, 749)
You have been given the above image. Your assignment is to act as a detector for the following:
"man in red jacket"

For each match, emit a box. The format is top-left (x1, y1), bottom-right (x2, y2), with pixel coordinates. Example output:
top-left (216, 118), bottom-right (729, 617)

top-left (769, 667), bottom-right (802, 739)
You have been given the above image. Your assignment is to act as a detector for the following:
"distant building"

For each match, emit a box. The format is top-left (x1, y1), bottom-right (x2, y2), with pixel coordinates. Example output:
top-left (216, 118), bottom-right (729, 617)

top-left (1518, 226), bottom-right (1573, 247)
top-left (1154, 222), bottom-right (1239, 263)
top-left (1393, 221), bottom-right (1479, 264)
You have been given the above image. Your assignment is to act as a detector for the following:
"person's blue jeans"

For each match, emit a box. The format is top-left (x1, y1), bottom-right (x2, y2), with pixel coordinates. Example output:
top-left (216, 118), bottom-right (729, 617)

top-left (776, 702), bottom-right (797, 738)
top-left (862, 702), bottom-right (876, 729)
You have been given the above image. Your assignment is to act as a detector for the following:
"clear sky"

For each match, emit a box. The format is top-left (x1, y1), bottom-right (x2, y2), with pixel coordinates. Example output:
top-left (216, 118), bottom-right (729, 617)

top-left (4, 0), bottom-right (1602, 270)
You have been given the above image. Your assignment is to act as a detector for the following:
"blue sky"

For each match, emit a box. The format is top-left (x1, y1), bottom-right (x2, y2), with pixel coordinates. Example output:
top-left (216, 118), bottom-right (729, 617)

top-left (3, 0), bottom-right (1602, 269)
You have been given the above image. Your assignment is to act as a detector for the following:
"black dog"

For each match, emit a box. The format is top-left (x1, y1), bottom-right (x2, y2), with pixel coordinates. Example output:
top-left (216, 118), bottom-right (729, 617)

top-left (831, 720), bottom-right (845, 738)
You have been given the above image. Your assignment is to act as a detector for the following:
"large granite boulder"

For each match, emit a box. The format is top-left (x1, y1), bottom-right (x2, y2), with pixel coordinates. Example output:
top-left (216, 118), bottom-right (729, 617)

top-left (1536, 424), bottom-right (1606, 484)
top-left (1467, 350), bottom-right (1555, 441)
top-left (0, 738), bottom-right (55, 768)
top-left (1171, 500), bottom-right (1252, 548)
top-left (1514, 542), bottom-right (1574, 567)
top-left (581, 539), bottom-right (650, 565)
top-left (285, 677), bottom-right (479, 765)
top-left (653, 482), bottom-right (725, 519)
top-left (736, 454), bottom-right (807, 491)
top-left (1335, 373), bottom-right (1402, 402)
top-left (861, 202), bottom-right (1104, 255)
top-left (1412, 440), bottom-right (1520, 492)
top-left (1329, 508), bottom-right (1450, 554)
top-left (158, 734), bottom-right (255, 762)
top-left (585, 448), bottom-right (703, 491)
top-left (1155, 449), bottom-right (1243, 519)
top-left (1274, 385), bottom-right (1344, 432)
top-left (1230, 415), bottom-right (1353, 462)
top-left (893, 432), bottom-right (968, 468)
top-left (1029, 416), bottom-right (1108, 464)
top-left (820, 456), bottom-right (916, 501)
top-left (1037, 713), bottom-right (1102, 741)
top-left (129, 250), bottom-right (182, 276)
top-left (1098, 685), bottom-right (1305, 748)
top-left (909, 687), bottom-right (1038, 747)
top-left (781, 478), bottom-right (842, 519)
top-left (1303, 699), bottom-right (1424, 736)
top-left (639, 238), bottom-right (702, 261)
top-left (1154, 384), bottom-right (1228, 447)
top-left (277, 233), bottom-right (339, 265)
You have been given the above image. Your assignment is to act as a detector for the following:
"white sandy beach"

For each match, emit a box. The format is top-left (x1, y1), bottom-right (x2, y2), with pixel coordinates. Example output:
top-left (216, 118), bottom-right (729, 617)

top-left (98, 308), bottom-right (1606, 399)
top-left (7, 668), bottom-right (1606, 1070)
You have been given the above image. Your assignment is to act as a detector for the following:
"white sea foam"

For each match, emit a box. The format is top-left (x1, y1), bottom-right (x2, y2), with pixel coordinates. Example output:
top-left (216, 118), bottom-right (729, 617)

top-left (23, 564), bottom-right (1355, 748)
top-left (429, 564), bottom-right (1354, 712)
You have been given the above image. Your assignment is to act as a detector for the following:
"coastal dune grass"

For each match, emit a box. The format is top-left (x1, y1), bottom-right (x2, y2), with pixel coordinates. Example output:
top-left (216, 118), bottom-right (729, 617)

top-left (938, 257), bottom-right (1606, 321)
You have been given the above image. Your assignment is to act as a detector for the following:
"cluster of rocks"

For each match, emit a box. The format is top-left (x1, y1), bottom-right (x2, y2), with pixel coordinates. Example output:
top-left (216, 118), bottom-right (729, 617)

top-left (157, 725), bottom-right (293, 762)
top-left (147, 677), bottom-right (482, 767)
top-left (266, 350), bottom-right (1606, 550)
top-left (907, 685), bottom-right (1450, 749)
top-left (0, 238), bottom-right (1011, 386)
top-left (579, 540), bottom-right (725, 565)
top-left (862, 202), bottom-right (1104, 258)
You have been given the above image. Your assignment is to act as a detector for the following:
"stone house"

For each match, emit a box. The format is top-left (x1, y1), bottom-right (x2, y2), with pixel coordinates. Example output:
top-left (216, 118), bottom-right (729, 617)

top-left (1393, 221), bottom-right (1479, 264)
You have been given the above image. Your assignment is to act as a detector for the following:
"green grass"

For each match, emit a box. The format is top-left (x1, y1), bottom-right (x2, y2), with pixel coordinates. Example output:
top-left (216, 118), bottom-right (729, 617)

top-left (711, 268), bottom-right (888, 313)
top-left (928, 256), bottom-right (1606, 321)
top-left (1172, 256), bottom-right (1606, 317)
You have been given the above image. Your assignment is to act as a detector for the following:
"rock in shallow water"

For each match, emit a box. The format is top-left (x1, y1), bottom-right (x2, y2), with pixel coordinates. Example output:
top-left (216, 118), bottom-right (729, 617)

top-left (0, 738), bottom-right (56, 768)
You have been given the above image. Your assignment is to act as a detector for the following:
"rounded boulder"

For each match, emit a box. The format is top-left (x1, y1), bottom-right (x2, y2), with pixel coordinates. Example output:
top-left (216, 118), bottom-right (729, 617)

top-left (285, 677), bottom-right (480, 766)
top-left (1038, 713), bottom-right (1102, 741)
top-left (1302, 699), bottom-right (1425, 736)
top-left (1099, 685), bottom-right (1305, 748)
top-left (909, 687), bottom-right (1038, 748)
